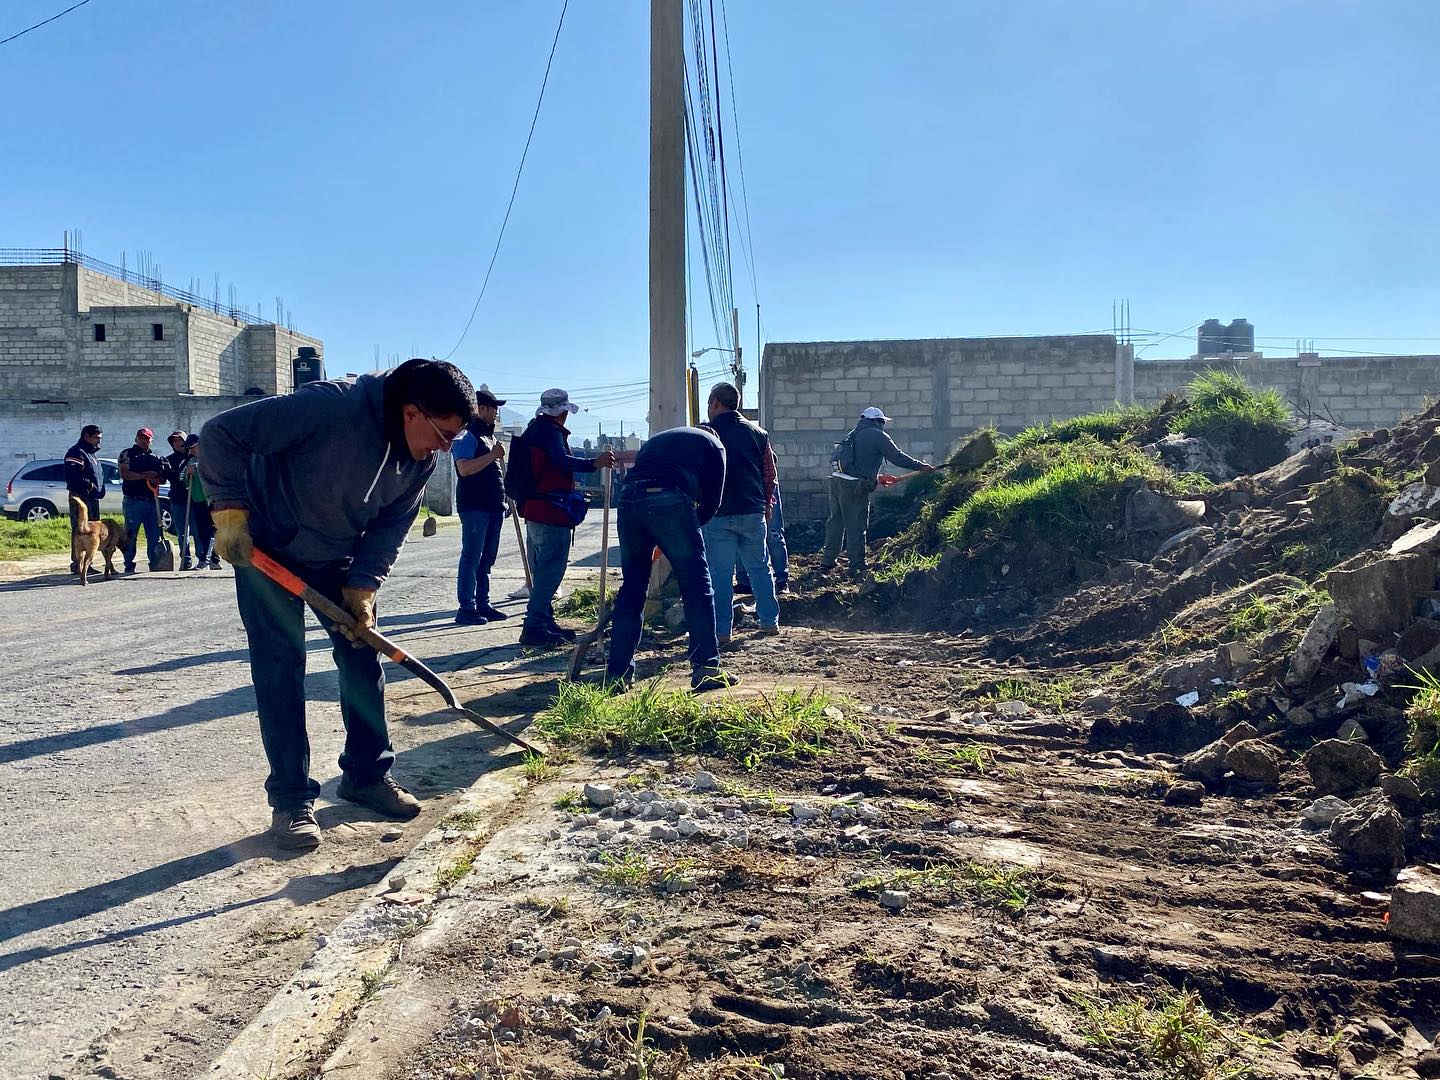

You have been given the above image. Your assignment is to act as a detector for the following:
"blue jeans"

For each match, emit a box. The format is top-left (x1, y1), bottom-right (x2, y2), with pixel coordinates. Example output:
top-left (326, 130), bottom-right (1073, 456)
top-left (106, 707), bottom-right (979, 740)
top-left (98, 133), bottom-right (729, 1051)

top-left (702, 512), bottom-right (779, 638)
top-left (234, 561), bottom-right (393, 811)
top-left (524, 521), bottom-right (573, 629)
top-left (122, 495), bottom-right (163, 570)
top-left (607, 487), bottom-right (719, 682)
top-left (767, 492), bottom-right (790, 585)
top-left (170, 493), bottom-right (194, 564)
top-left (457, 509), bottom-right (503, 610)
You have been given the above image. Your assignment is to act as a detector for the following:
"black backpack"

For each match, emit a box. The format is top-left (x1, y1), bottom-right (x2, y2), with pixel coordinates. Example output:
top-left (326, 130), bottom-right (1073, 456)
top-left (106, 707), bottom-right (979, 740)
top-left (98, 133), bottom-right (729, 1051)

top-left (833, 428), bottom-right (860, 474)
top-left (503, 427), bottom-right (535, 504)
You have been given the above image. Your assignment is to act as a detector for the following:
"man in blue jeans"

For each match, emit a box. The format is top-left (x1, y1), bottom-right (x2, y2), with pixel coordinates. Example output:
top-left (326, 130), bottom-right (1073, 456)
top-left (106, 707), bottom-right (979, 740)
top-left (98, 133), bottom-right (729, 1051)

top-left (700, 383), bottom-right (780, 645)
top-left (117, 427), bottom-right (169, 573)
top-left (452, 389), bottom-right (509, 625)
top-left (606, 425), bottom-right (734, 692)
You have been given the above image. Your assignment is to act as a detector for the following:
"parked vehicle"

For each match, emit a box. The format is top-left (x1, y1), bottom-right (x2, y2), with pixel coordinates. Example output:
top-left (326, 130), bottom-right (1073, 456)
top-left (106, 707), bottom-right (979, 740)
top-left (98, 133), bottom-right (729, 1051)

top-left (3, 458), bottom-right (172, 529)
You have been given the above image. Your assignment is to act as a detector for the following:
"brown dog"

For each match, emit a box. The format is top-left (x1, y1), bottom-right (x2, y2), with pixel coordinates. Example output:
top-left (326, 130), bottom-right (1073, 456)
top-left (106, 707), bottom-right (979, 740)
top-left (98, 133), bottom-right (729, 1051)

top-left (70, 496), bottom-right (126, 585)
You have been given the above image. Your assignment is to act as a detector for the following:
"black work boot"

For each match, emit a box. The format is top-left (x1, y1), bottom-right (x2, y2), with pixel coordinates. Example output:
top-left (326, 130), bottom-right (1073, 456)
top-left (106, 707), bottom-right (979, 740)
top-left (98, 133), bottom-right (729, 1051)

top-left (270, 806), bottom-right (322, 850)
top-left (336, 773), bottom-right (422, 819)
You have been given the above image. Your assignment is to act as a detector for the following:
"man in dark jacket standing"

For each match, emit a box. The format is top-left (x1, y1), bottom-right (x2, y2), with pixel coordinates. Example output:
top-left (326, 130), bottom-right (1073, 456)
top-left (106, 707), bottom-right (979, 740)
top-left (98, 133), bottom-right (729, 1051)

top-left (700, 383), bottom-right (779, 644)
top-left (164, 430), bottom-right (194, 569)
top-left (452, 388), bottom-right (508, 625)
top-left (117, 427), bottom-right (169, 574)
top-left (513, 388), bottom-right (615, 647)
top-left (822, 406), bottom-right (936, 576)
top-left (201, 359), bottom-right (476, 850)
top-left (606, 425), bottom-right (734, 692)
top-left (63, 424), bottom-right (106, 574)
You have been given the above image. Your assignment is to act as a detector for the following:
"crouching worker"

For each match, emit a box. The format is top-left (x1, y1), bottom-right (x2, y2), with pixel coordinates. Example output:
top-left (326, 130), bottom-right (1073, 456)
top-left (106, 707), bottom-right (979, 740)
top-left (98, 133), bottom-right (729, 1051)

top-left (201, 359), bottom-right (477, 850)
top-left (605, 426), bottom-right (737, 694)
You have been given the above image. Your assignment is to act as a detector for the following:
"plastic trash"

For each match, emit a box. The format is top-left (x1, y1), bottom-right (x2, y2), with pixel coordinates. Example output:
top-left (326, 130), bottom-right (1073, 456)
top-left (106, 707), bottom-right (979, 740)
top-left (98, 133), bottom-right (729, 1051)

top-left (1175, 690), bottom-right (1200, 707)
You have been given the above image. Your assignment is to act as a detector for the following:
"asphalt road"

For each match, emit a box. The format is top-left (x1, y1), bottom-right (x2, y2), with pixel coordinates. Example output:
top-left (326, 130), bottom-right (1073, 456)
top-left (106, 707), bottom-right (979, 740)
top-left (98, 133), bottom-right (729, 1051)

top-left (0, 516), bottom-right (611, 1080)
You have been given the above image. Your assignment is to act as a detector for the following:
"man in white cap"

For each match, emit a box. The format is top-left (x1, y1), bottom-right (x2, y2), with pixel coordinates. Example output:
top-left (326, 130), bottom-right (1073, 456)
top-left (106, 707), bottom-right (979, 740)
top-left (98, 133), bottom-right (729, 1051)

top-left (821, 406), bottom-right (936, 576)
top-left (507, 388), bottom-right (616, 646)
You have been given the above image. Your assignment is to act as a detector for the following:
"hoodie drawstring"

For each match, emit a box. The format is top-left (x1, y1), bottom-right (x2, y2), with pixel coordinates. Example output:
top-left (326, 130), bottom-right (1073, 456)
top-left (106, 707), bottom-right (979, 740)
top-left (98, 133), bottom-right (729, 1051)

top-left (363, 443), bottom-right (392, 504)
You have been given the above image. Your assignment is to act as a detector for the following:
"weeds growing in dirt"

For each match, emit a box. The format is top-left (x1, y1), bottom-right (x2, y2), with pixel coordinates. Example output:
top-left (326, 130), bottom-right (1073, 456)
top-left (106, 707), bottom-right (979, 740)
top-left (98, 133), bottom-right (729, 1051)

top-left (439, 808), bottom-right (485, 831)
top-left (914, 742), bottom-right (993, 772)
top-left (594, 849), bottom-right (652, 891)
top-left (1001, 404), bottom-right (1163, 457)
top-left (554, 789), bottom-right (587, 813)
top-left (1077, 988), bottom-right (1263, 1080)
top-left (555, 585), bottom-right (601, 623)
top-left (522, 751), bottom-right (557, 782)
top-left (871, 549), bottom-right (940, 584)
top-left (1172, 368), bottom-right (1291, 473)
top-left (853, 860), bottom-right (1038, 914)
top-left (1399, 667), bottom-right (1440, 792)
top-left (1223, 584), bottom-right (1329, 641)
top-left (435, 847), bottom-right (478, 890)
top-left (979, 675), bottom-right (1075, 711)
top-left (537, 683), bottom-right (860, 769)
top-left (517, 893), bottom-right (571, 918)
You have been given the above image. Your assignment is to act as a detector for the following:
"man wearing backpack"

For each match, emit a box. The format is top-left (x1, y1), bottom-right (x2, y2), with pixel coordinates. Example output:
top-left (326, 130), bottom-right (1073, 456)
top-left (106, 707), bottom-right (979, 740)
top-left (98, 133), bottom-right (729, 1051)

top-left (821, 406), bottom-right (937, 577)
top-left (506, 388), bottom-right (616, 647)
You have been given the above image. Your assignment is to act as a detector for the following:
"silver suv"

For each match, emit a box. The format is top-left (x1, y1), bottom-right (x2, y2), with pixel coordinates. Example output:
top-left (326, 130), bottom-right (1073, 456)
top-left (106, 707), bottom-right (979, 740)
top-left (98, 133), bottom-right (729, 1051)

top-left (4, 458), bottom-right (173, 529)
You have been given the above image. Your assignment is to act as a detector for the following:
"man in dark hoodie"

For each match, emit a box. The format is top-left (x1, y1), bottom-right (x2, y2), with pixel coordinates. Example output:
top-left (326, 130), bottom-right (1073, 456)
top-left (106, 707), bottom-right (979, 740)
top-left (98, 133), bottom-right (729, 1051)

top-left (164, 430), bottom-right (195, 569)
top-left (63, 424), bottom-right (106, 574)
top-left (201, 359), bottom-right (476, 850)
top-left (821, 406), bottom-right (936, 576)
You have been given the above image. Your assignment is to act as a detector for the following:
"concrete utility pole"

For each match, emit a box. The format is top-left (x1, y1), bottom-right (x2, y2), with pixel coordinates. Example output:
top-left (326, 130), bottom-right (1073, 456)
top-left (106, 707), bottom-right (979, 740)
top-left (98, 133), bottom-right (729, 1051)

top-left (648, 0), bottom-right (687, 436)
top-left (731, 306), bottom-right (743, 409)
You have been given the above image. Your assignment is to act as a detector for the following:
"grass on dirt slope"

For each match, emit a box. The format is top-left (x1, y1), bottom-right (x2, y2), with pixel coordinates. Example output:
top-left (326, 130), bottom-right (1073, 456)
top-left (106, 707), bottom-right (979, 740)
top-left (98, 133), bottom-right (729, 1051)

top-left (1171, 367), bottom-right (1291, 473)
top-left (536, 682), bottom-right (860, 768)
top-left (0, 517), bottom-right (71, 561)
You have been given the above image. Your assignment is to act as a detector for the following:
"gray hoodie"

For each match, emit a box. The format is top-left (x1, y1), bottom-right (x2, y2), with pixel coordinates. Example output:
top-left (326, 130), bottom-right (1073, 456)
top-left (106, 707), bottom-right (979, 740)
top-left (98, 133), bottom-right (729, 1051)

top-left (200, 372), bottom-right (433, 590)
top-left (831, 416), bottom-right (926, 482)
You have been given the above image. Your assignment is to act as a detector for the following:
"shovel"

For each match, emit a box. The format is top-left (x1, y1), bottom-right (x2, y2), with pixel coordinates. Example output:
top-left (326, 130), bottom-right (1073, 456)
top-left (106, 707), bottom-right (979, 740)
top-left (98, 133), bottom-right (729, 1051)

top-left (566, 465), bottom-right (612, 680)
top-left (507, 497), bottom-right (532, 599)
top-left (151, 484), bottom-right (175, 571)
top-left (249, 548), bottom-right (542, 756)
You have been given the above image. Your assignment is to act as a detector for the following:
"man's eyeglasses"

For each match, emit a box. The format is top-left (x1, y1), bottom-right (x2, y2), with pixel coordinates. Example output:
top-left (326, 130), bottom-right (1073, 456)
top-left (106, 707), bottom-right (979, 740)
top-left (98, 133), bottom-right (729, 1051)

top-left (421, 411), bottom-right (463, 448)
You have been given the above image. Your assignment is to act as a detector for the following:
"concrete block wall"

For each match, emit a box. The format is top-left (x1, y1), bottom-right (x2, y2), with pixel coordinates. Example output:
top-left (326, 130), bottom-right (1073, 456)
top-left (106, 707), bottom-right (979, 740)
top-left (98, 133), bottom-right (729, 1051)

top-left (0, 265), bottom-right (71, 398)
top-left (80, 306), bottom-right (185, 397)
top-left (186, 313), bottom-right (248, 395)
top-left (760, 335), bottom-right (1118, 518)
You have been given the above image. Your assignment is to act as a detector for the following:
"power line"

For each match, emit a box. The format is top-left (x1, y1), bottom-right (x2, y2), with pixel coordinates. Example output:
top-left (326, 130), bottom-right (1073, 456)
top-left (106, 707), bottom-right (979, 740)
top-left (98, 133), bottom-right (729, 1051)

top-left (441, 0), bottom-right (568, 360)
top-left (0, 0), bottom-right (95, 48)
top-left (717, 0), bottom-right (759, 303)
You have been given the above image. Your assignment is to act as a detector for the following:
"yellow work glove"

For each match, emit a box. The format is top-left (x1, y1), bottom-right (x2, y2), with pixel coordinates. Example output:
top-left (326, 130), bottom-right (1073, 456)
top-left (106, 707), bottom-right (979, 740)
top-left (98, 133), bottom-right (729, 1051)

top-left (212, 508), bottom-right (253, 566)
top-left (336, 586), bottom-right (377, 647)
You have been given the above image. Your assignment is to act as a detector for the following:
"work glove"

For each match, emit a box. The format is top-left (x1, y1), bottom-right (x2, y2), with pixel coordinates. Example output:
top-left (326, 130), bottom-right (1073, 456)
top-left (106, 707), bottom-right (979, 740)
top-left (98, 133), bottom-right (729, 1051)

top-left (336, 587), bottom-right (377, 647)
top-left (212, 508), bottom-right (253, 566)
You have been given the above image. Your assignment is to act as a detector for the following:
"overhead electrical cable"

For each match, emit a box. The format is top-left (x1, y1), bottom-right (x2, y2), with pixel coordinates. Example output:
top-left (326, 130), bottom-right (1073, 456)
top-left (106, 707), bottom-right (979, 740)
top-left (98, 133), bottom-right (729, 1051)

top-left (0, 0), bottom-right (96, 48)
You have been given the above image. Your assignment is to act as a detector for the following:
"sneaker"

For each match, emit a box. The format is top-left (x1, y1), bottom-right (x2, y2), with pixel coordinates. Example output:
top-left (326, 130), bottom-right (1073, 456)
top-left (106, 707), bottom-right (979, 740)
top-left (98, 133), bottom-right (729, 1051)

top-left (209, 559), bottom-right (222, 570)
top-left (601, 671), bottom-right (634, 695)
top-left (520, 624), bottom-right (568, 648)
top-left (759, 625), bottom-right (780, 637)
top-left (179, 560), bottom-right (194, 571)
top-left (336, 774), bottom-right (422, 820)
top-left (270, 806), bottom-right (322, 850)
top-left (476, 603), bottom-right (509, 621)
top-left (775, 580), bottom-right (790, 595)
top-left (455, 608), bottom-right (486, 626)
top-left (548, 623), bottom-right (578, 642)
top-left (187, 562), bottom-right (206, 571)
top-left (691, 668), bottom-right (739, 694)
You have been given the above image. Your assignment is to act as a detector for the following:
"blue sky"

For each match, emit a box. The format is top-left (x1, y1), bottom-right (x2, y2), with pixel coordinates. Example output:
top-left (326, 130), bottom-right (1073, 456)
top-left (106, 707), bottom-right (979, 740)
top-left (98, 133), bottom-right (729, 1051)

top-left (3, 0), bottom-right (1437, 429)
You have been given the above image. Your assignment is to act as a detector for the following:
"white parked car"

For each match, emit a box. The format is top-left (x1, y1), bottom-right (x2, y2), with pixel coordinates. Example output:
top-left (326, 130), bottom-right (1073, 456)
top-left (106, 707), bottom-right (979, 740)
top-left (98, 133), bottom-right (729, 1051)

top-left (4, 458), bottom-right (173, 529)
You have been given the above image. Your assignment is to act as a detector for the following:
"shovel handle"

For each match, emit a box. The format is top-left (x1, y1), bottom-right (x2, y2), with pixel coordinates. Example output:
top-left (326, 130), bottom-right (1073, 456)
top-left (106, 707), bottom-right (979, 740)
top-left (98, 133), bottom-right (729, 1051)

top-left (249, 549), bottom-right (406, 662)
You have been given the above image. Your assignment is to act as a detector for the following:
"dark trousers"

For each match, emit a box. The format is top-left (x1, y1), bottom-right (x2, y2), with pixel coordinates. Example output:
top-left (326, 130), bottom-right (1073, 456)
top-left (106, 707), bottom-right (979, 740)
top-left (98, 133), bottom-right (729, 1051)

top-left (169, 492), bottom-right (193, 562)
top-left (821, 476), bottom-right (876, 571)
top-left (457, 508), bottom-right (503, 610)
top-left (234, 561), bottom-right (394, 811)
top-left (191, 501), bottom-right (216, 564)
top-left (607, 487), bottom-right (719, 682)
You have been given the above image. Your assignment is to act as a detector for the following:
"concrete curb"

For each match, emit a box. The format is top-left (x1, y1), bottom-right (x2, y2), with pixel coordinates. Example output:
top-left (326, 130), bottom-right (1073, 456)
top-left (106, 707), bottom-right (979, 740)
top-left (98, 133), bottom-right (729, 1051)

top-left (206, 764), bottom-right (533, 1080)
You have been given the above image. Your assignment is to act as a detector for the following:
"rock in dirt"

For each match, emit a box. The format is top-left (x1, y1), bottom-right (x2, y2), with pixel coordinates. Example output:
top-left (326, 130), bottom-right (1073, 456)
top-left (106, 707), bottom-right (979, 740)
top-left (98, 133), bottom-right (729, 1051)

top-left (1389, 519), bottom-right (1440, 558)
top-left (1325, 550), bottom-right (1436, 640)
top-left (1380, 773), bottom-right (1424, 814)
top-left (1388, 866), bottom-right (1440, 946)
top-left (1288, 418), bottom-right (1352, 455)
top-left (692, 770), bottom-right (718, 792)
top-left (993, 700), bottom-right (1032, 718)
top-left (878, 890), bottom-right (910, 911)
top-left (1396, 617), bottom-right (1440, 662)
top-left (1156, 525), bottom-right (1213, 558)
top-left (1225, 739), bottom-right (1284, 785)
top-left (1250, 446), bottom-right (1334, 499)
top-left (1286, 604), bottom-right (1342, 689)
top-left (1143, 434), bottom-right (1234, 482)
top-left (1125, 485), bottom-right (1206, 537)
top-left (1328, 793), bottom-right (1406, 869)
top-left (1180, 740), bottom-right (1230, 783)
top-left (1079, 691), bottom-right (1114, 714)
top-left (1301, 795), bottom-right (1351, 827)
top-left (1222, 721), bottom-right (1261, 745)
top-left (1305, 739), bottom-right (1385, 796)
top-left (583, 783), bottom-right (616, 808)
top-left (1164, 780), bottom-right (1206, 806)
top-left (1336, 717), bottom-right (1367, 742)
top-left (791, 803), bottom-right (823, 821)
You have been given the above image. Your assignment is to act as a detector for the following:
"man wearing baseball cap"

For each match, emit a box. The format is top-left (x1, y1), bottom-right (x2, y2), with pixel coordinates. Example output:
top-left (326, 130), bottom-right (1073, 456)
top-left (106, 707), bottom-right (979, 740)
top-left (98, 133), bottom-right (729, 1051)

top-left (452, 388), bottom-right (510, 624)
top-left (821, 406), bottom-right (936, 577)
top-left (164, 430), bottom-right (196, 569)
top-left (509, 388), bottom-right (615, 646)
top-left (117, 427), bottom-right (170, 573)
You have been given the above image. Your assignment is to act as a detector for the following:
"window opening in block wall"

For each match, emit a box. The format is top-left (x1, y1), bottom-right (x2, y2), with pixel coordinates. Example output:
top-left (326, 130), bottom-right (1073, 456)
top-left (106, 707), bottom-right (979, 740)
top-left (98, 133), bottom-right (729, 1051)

top-left (152, 323), bottom-right (164, 341)
top-left (93, 323), bottom-right (106, 342)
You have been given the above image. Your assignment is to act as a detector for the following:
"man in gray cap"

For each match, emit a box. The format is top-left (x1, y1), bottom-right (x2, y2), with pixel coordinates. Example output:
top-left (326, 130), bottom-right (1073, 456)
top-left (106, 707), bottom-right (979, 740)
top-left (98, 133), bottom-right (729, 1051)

top-left (821, 406), bottom-right (935, 576)
top-left (508, 389), bottom-right (616, 646)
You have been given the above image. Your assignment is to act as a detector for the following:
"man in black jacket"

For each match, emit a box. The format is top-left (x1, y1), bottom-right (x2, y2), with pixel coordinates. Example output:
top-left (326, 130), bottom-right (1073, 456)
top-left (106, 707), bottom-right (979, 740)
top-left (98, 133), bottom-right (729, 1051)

top-left (700, 383), bottom-right (779, 644)
top-left (63, 424), bottom-right (106, 573)
top-left (452, 389), bottom-right (508, 625)
top-left (164, 430), bottom-right (195, 569)
top-left (605, 425), bottom-right (734, 693)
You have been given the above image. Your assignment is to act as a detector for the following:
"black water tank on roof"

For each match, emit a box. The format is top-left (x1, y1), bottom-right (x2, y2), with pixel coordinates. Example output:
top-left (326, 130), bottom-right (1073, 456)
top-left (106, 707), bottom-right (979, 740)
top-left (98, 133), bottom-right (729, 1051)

top-left (293, 346), bottom-right (324, 387)
top-left (1198, 319), bottom-right (1226, 356)
top-left (1225, 319), bottom-right (1254, 353)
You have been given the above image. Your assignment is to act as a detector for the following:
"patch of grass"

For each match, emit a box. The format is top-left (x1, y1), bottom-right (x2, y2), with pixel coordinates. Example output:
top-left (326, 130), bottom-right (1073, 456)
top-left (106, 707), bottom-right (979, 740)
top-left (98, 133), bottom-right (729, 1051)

top-left (939, 437), bottom-right (1171, 549)
top-left (1170, 368), bottom-right (1291, 473)
top-left (0, 516), bottom-right (72, 561)
top-left (1000, 403), bottom-right (1164, 458)
top-left (254, 925), bottom-right (308, 945)
top-left (871, 549), bottom-right (940, 584)
top-left (357, 963), bottom-right (389, 1004)
top-left (555, 584), bottom-right (601, 623)
top-left (979, 675), bottom-right (1075, 712)
top-left (593, 848), bottom-right (651, 892)
top-left (439, 808), bottom-right (485, 831)
top-left (914, 742), bottom-right (993, 772)
top-left (537, 682), bottom-right (861, 770)
top-left (1399, 668), bottom-right (1440, 793)
top-left (517, 893), bottom-right (571, 918)
top-left (435, 846), bottom-right (478, 890)
top-left (1077, 989), bottom-right (1264, 1080)
top-left (853, 860), bottom-right (1038, 914)
top-left (554, 789), bottom-right (587, 813)
top-left (1223, 585), bottom-right (1329, 641)
top-left (522, 751), bottom-right (557, 782)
